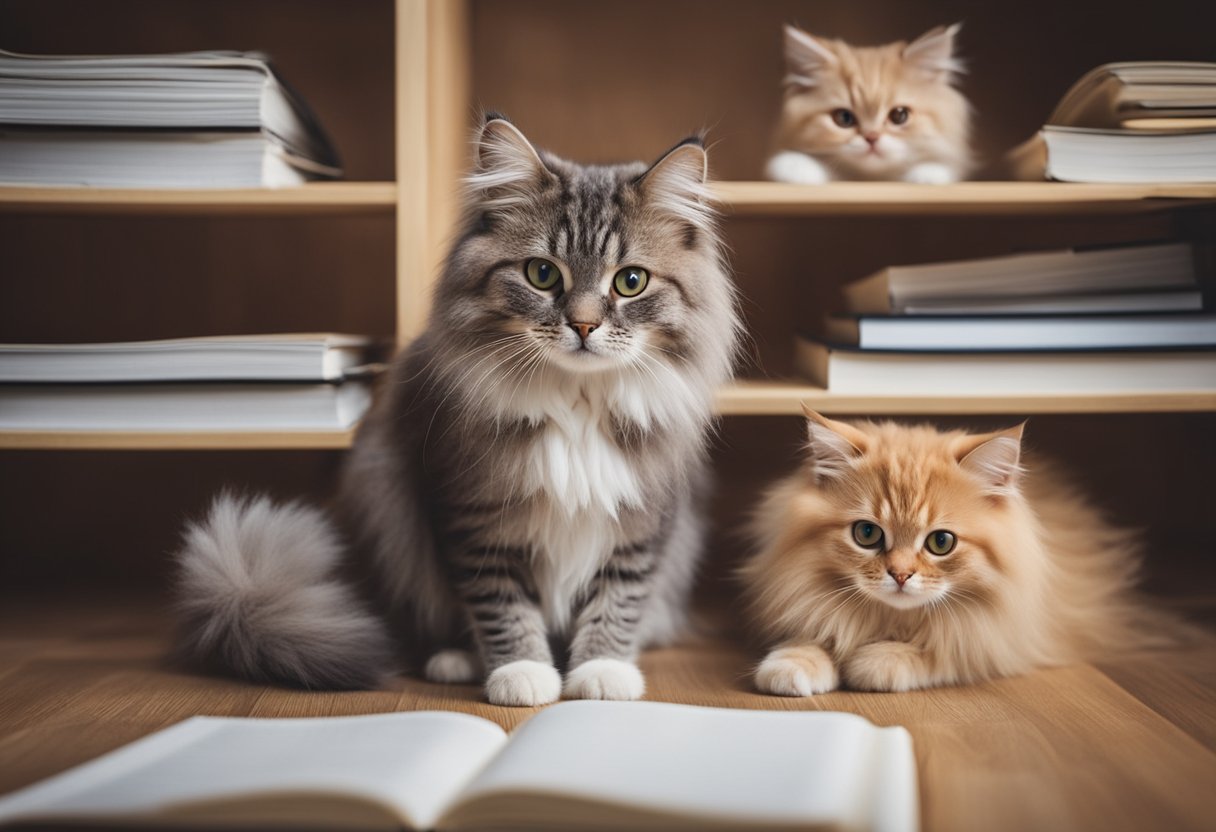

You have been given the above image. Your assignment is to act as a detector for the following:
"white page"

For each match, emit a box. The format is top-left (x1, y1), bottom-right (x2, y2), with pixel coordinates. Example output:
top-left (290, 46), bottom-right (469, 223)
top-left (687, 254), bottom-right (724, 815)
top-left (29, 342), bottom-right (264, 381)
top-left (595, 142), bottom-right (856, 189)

top-left (447, 701), bottom-right (917, 832)
top-left (0, 712), bottom-right (507, 830)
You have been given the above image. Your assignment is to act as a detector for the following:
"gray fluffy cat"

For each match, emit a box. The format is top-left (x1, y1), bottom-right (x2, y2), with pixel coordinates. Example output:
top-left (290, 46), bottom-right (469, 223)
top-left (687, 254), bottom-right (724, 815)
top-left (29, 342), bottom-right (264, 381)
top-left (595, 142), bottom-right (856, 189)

top-left (174, 116), bottom-right (741, 706)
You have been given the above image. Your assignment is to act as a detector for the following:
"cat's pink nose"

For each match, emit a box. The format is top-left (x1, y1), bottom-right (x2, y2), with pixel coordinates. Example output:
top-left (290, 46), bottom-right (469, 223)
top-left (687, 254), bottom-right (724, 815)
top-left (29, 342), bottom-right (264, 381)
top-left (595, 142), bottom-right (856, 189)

top-left (864, 132), bottom-right (881, 146)
top-left (889, 570), bottom-right (913, 587)
top-left (569, 321), bottom-right (599, 342)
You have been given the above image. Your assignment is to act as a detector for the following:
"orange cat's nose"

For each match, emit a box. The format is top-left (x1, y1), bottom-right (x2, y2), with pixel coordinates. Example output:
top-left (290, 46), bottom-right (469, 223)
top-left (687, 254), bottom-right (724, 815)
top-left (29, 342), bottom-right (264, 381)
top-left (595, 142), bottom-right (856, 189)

top-left (889, 569), bottom-right (914, 587)
top-left (863, 132), bottom-right (881, 145)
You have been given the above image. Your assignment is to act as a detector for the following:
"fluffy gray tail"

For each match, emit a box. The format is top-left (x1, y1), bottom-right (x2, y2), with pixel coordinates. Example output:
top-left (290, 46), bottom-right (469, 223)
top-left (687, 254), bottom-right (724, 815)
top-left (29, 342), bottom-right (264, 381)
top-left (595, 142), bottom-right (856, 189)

top-left (172, 492), bottom-right (395, 689)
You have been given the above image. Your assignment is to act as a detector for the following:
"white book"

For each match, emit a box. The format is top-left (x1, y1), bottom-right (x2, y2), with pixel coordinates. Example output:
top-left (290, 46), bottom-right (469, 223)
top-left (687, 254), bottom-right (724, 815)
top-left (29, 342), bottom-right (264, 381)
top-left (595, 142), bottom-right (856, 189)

top-left (894, 290), bottom-right (1203, 316)
top-left (823, 313), bottom-right (1216, 351)
top-left (842, 242), bottom-right (1197, 314)
top-left (1042, 126), bottom-right (1216, 183)
top-left (0, 49), bottom-right (341, 184)
top-left (1048, 61), bottom-right (1216, 127)
top-left (795, 337), bottom-right (1216, 396)
top-left (0, 702), bottom-right (918, 832)
top-left (0, 334), bottom-right (373, 383)
top-left (0, 382), bottom-right (371, 431)
top-left (0, 129), bottom-right (317, 188)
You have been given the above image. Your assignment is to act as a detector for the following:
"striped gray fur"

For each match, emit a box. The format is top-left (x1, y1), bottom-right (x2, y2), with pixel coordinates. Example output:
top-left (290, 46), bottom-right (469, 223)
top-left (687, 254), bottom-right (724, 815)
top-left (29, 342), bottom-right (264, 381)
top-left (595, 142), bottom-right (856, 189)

top-left (173, 116), bottom-right (741, 705)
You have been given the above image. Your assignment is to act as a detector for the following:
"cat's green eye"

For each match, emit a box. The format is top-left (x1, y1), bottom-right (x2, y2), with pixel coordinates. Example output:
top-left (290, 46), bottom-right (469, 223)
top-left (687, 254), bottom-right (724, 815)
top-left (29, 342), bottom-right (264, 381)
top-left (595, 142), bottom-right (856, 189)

top-left (831, 108), bottom-right (857, 128)
top-left (852, 521), bottom-right (885, 549)
top-left (525, 258), bottom-right (562, 291)
top-left (925, 530), bottom-right (957, 556)
top-left (613, 266), bottom-right (649, 298)
top-left (888, 106), bottom-right (910, 125)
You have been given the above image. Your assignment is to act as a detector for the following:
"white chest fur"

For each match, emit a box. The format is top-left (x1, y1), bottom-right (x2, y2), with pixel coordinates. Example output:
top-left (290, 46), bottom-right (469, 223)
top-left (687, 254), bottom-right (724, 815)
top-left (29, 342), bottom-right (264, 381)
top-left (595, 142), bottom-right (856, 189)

top-left (524, 389), bottom-right (641, 517)
top-left (514, 376), bottom-right (644, 629)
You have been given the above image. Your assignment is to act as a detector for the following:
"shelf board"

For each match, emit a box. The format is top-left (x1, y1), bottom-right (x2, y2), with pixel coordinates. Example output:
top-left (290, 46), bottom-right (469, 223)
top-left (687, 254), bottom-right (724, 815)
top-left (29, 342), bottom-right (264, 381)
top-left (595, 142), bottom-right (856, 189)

top-left (715, 379), bottom-right (1216, 415)
top-left (3, 181), bottom-right (1211, 218)
top-left (4, 381), bottom-right (1213, 449)
top-left (0, 429), bottom-right (355, 451)
top-left (0, 182), bottom-right (397, 215)
top-left (711, 181), bottom-right (1216, 216)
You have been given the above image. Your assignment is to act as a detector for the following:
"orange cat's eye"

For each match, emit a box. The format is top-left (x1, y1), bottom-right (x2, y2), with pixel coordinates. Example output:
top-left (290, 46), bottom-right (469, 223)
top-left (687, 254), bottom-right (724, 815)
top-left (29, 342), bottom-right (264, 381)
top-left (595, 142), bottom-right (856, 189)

top-left (888, 106), bottom-right (910, 125)
top-left (852, 521), bottom-right (885, 549)
top-left (925, 530), bottom-right (957, 556)
top-left (831, 108), bottom-right (857, 128)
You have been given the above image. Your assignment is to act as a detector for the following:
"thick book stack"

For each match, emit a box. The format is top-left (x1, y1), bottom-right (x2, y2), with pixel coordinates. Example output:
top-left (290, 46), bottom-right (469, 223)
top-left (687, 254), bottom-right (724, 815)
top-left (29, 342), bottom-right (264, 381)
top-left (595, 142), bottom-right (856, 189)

top-left (0, 334), bottom-right (376, 432)
top-left (1010, 62), bottom-right (1216, 182)
top-left (0, 50), bottom-right (341, 188)
top-left (796, 242), bottom-right (1216, 395)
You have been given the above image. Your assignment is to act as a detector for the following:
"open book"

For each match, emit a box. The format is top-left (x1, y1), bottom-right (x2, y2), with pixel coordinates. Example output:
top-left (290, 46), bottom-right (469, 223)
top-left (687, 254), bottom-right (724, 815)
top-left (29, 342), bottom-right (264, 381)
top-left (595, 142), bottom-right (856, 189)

top-left (0, 702), bottom-right (917, 832)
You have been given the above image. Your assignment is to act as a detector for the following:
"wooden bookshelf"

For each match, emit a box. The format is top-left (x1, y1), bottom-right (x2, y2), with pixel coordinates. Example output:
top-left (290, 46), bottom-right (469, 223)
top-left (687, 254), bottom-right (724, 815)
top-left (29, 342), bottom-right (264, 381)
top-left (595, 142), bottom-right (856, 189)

top-left (4, 381), bottom-right (1213, 451)
top-left (0, 183), bottom-right (398, 215)
top-left (4, 181), bottom-right (1212, 219)
top-left (1, 5), bottom-right (1214, 830)
top-left (715, 380), bottom-right (1216, 416)
top-left (712, 181), bottom-right (1216, 216)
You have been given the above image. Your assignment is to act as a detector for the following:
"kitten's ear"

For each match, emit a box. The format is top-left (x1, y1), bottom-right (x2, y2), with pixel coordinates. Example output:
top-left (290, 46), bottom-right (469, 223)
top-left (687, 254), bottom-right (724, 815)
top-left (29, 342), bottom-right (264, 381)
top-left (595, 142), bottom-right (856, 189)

top-left (955, 422), bottom-right (1025, 496)
top-left (903, 23), bottom-right (964, 80)
top-left (802, 406), bottom-right (868, 482)
top-left (467, 115), bottom-right (549, 208)
top-left (783, 25), bottom-right (836, 89)
top-left (636, 137), bottom-right (713, 233)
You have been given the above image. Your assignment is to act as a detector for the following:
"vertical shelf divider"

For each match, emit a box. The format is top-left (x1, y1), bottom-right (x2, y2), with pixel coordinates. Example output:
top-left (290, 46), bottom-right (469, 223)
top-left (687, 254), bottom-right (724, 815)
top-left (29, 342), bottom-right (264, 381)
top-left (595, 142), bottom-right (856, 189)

top-left (395, 0), bottom-right (472, 345)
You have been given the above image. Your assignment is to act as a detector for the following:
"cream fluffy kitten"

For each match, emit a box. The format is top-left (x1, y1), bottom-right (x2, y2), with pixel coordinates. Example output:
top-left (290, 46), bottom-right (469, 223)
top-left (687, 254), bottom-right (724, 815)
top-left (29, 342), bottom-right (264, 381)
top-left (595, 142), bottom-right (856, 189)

top-left (766, 24), bottom-right (972, 184)
top-left (741, 410), bottom-right (1179, 695)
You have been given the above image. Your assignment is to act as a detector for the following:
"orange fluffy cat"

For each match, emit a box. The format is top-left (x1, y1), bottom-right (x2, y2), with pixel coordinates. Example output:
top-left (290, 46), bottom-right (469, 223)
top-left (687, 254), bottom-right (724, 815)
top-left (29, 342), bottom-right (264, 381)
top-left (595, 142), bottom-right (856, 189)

top-left (766, 24), bottom-right (972, 184)
top-left (742, 409), bottom-right (1177, 695)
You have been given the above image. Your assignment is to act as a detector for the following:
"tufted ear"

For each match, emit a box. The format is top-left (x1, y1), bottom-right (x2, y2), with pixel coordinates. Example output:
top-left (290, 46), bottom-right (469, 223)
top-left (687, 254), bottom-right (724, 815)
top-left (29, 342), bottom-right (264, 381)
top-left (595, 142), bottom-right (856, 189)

top-left (802, 406), bottom-right (868, 483)
top-left (903, 23), bottom-right (964, 80)
top-left (466, 115), bottom-right (549, 209)
top-left (783, 24), bottom-right (837, 90)
top-left (635, 136), bottom-right (713, 233)
top-left (955, 422), bottom-right (1025, 496)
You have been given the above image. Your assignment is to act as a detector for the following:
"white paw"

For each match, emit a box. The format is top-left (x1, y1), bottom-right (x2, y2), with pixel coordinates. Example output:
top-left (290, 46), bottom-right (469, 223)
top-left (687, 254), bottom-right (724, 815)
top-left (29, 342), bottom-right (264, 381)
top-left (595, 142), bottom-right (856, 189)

top-left (484, 660), bottom-right (561, 706)
top-left (755, 646), bottom-right (838, 696)
top-left (841, 642), bottom-right (928, 692)
top-left (903, 162), bottom-right (958, 184)
top-left (563, 658), bottom-right (646, 701)
top-left (766, 150), bottom-right (831, 184)
top-left (424, 649), bottom-right (482, 684)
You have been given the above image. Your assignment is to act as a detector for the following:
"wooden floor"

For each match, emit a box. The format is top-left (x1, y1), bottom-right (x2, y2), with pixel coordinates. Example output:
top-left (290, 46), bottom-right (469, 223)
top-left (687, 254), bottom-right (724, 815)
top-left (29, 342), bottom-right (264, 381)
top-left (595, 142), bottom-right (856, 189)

top-left (0, 595), bottom-right (1213, 832)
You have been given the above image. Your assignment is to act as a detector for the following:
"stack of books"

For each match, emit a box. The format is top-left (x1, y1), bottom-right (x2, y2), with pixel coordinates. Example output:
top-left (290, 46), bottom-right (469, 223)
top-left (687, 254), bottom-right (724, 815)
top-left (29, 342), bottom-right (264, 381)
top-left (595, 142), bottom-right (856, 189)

top-left (0, 334), bottom-right (376, 432)
top-left (0, 50), bottom-right (341, 188)
top-left (1011, 62), bottom-right (1216, 182)
top-left (796, 242), bottom-right (1216, 395)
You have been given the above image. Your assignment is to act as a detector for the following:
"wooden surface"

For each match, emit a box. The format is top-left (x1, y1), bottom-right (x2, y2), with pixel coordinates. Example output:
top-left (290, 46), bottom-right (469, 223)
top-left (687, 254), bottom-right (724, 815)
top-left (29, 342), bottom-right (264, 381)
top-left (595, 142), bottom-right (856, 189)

top-left (0, 596), bottom-right (1212, 831)
top-left (2, 382), bottom-right (1211, 453)
top-left (3, 181), bottom-right (1214, 218)
top-left (712, 181), bottom-right (1216, 216)
top-left (0, 183), bottom-right (398, 215)
top-left (714, 380), bottom-right (1216, 416)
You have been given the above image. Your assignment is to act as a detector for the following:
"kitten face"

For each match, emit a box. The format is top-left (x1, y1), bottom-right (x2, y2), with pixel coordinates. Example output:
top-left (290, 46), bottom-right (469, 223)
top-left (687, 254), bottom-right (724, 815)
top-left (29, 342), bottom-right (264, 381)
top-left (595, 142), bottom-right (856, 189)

top-left (435, 118), bottom-right (730, 385)
top-left (772, 24), bottom-right (972, 180)
top-left (786, 413), bottom-right (1024, 613)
